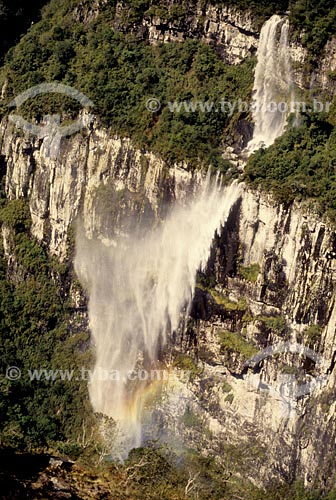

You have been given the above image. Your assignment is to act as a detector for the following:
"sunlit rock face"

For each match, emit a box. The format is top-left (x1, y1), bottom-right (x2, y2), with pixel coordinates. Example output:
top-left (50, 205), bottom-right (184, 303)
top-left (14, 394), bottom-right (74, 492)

top-left (143, 3), bottom-right (258, 65)
top-left (0, 122), bottom-right (204, 260)
top-left (176, 188), bottom-right (336, 488)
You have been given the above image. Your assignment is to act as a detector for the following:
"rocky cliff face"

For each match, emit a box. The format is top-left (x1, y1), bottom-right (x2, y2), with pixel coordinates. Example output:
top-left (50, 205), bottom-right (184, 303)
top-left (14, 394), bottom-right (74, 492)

top-left (0, 120), bottom-right (203, 260)
top-left (311, 37), bottom-right (336, 96)
top-left (0, 118), bottom-right (335, 489)
top-left (142, 3), bottom-right (258, 65)
top-left (173, 191), bottom-right (336, 489)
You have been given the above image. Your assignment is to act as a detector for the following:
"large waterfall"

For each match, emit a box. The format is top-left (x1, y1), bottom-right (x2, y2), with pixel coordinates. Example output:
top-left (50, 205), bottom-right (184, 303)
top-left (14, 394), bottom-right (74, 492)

top-left (75, 177), bottom-right (240, 456)
top-left (247, 15), bottom-right (294, 152)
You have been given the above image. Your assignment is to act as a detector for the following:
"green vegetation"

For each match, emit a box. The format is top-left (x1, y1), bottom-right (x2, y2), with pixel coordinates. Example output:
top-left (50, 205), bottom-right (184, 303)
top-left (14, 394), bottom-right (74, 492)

top-left (318, 390), bottom-right (334, 414)
top-left (173, 353), bottom-right (202, 378)
top-left (281, 365), bottom-right (300, 375)
top-left (289, 0), bottom-right (336, 60)
top-left (245, 111), bottom-right (336, 223)
top-left (304, 324), bottom-right (323, 345)
top-left (0, 442), bottom-right (331, 499)
top-left (0, 198), bottom-right (93, 453)
top-left (225, 392), bottom-right (234, 403)
top-left (212, 0), bottom-right (288, 26)
top-left (222, 380), bottom-right (233, 393)
top-left (0, 0), bottom-right (48, 62)
top-left (127, 0), bottom-right (336, 57)
top-left (210, 289), bottom-right (247, 311)
top-left (218, 330), bottom-right (258, 360)
top-left (0, 198), bottom-right (31, 231)
top-left (258, 315), bottom-right (288, 336)
top-left (181, 407), bottom-right (202, 428)
top-left (114, 446), bottom-right (329, 500)
top-left (242, 312), bottom-right (254, 324)
top-left (239, 263), bottom-right (260, 282)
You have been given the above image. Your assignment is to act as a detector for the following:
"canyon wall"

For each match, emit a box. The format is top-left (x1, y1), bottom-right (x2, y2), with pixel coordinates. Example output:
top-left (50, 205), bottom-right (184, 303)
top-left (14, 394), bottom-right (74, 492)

top-left (0, 120), bottom-right (335, 488)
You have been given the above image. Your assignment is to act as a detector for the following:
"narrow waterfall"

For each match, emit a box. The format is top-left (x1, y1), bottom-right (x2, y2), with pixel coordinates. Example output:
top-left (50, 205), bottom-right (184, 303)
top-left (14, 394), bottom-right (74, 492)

top-left (75, 177), bottom-right (241, 457)
top-left (247, 15), bottom-right (294, 152)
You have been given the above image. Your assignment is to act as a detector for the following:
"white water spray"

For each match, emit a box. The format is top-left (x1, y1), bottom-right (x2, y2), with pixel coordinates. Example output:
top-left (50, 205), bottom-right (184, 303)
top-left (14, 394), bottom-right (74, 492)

top-left (247, 15), bottom-right (294, 152)
top-left (75, 177), bottom-right (240, 456)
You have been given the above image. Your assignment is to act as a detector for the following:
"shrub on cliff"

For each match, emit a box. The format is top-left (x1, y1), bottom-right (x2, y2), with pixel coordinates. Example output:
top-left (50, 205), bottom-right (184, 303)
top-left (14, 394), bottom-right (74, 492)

top-left (0, 199), bottom-right (93, 453)
top-left (244, 112), bottom-right (336, 223)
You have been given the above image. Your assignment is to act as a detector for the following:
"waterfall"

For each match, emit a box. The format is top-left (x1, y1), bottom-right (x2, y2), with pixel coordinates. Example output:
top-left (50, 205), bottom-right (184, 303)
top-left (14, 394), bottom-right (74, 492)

top-left (247, 15), bottom-right (294, 153)
top-left (75, 177), bottom-right (241, 457)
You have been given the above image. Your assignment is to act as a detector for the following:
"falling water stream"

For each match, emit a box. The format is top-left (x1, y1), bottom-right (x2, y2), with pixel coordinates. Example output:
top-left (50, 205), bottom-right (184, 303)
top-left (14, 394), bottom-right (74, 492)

top-left (247, 14), bottom-right (294, 152)
top-left (75, 177), bottom-right (241, 456)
